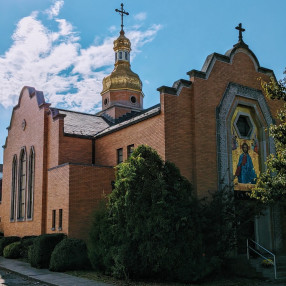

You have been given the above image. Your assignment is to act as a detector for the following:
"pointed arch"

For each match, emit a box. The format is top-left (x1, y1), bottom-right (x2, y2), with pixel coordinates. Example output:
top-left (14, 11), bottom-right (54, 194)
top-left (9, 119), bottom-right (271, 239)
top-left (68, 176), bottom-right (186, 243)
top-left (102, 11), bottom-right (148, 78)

top-left (27, 146), bottom-right (35, 219)
top-left (10, 155), bottom-right (17, 221)
top-left (18, 147), bottom-right (27, 220)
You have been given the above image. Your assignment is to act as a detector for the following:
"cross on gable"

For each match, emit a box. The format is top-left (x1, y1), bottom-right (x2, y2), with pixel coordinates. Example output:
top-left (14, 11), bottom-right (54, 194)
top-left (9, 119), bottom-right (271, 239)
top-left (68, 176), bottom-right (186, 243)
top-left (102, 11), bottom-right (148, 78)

top-left (115, 3), bottom-right (129, 31)
top-left (235, 23), bottom-right (245, 42)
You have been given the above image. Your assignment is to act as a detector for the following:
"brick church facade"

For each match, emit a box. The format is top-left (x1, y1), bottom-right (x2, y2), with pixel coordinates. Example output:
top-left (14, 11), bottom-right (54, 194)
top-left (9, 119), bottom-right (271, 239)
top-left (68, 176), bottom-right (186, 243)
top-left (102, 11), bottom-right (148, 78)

top-left (0, 22), bottom-right (284, 250)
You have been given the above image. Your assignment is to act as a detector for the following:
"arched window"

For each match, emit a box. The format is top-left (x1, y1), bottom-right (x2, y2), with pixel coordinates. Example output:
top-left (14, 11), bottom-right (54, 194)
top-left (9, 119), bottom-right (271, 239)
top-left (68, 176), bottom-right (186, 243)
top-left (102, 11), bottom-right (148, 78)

top-left (10, 155), bottom-right (17, 220)
top-left (18, 148), bottom-right (26, 220)
top-left (27, 147), bottom-right (35, 219)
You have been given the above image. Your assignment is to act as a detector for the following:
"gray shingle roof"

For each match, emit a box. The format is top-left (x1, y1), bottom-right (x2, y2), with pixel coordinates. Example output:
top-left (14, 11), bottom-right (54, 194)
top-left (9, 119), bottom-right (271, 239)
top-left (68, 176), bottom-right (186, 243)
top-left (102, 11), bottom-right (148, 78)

top-left (95, 104), bottom-right (161, 138)
top-left (58, 109), bottom-right (111, 137)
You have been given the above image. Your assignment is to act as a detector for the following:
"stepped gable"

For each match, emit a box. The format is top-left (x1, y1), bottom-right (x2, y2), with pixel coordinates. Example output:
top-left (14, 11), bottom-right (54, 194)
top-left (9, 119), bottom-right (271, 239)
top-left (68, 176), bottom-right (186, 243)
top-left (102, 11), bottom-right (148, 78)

top-left (187, 41), bottom-right (275, 80)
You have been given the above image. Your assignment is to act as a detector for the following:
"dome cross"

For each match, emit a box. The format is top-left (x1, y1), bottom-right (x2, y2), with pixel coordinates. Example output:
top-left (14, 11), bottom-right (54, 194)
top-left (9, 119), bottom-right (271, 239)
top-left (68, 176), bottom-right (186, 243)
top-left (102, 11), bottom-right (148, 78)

top-left (115, 3), bottom-right (129, 31)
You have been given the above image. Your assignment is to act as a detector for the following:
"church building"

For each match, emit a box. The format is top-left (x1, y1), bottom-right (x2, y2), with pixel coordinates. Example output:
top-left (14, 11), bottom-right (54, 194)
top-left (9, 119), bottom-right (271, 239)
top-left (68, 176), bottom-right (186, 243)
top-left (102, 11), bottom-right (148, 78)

top-left (0, 9), bottom-right (284, 252)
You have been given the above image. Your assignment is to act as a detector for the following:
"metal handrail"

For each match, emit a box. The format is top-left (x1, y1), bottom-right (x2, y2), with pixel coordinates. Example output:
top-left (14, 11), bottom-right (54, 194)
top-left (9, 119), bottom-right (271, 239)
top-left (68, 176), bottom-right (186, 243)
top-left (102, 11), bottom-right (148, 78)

top-left (247, 238), bottom-right (277, 279)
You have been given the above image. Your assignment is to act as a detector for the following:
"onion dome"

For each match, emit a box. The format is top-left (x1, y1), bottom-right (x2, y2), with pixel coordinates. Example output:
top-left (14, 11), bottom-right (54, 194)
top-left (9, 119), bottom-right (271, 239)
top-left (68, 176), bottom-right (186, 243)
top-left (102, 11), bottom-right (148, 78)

top-left (101, 30), bottom-right (142, 94)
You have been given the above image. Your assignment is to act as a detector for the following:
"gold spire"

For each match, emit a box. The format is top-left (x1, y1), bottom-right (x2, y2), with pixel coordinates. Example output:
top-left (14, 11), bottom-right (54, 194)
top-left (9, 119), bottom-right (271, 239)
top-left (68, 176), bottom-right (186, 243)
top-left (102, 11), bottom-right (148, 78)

top-left (101, 30), bottom-right (142, 94)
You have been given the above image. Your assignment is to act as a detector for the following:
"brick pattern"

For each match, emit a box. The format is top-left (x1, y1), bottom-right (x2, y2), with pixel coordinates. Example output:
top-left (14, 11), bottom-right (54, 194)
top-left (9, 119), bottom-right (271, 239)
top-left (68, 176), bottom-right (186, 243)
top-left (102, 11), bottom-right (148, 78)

top-left (95, 114), bottom-right (165, 166)
top-left (0, 49), bottom-right (283, 241)
top-left (0, 88), bottom-right (48, 236)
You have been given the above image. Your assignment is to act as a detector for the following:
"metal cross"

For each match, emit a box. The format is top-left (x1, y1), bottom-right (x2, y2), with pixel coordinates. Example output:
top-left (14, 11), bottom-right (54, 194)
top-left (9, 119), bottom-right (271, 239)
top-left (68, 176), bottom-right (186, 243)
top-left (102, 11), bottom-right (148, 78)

top-left (235, 23), bottom-right (245, 42)
top-left (115, 3), bottom-right (129, 31)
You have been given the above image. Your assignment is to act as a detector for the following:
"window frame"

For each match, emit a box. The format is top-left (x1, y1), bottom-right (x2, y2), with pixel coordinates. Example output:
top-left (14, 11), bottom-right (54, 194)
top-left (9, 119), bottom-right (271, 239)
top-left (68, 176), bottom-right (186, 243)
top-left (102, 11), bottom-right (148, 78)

top-left (10, 155), bottom-right (17, 221)
top-left (58, 209), bottom-right (63, 231)
top-left (27, 146), bottom-right (35, 220)
top-left (117, 148), bottom-right (123, 164)
top-left (127, 144), bottom-right (134, 158)
top-left (17, 148), bottom-right (27, 221)
top-left (52, 210), bottom-right (56, 231)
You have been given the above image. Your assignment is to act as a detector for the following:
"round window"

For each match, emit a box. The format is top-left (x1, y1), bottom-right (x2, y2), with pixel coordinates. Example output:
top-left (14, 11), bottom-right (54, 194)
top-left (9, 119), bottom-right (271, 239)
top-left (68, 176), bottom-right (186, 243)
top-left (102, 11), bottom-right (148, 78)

top-left (130, 96), bottom-right (136, 104)
top-left (104, 98), bottom-right (109, 106)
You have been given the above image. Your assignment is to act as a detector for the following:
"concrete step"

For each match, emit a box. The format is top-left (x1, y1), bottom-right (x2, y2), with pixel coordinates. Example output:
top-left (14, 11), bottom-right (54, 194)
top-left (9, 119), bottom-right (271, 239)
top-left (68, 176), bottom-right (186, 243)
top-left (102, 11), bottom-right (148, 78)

top-left (249, 256), bottom-right (286, 280)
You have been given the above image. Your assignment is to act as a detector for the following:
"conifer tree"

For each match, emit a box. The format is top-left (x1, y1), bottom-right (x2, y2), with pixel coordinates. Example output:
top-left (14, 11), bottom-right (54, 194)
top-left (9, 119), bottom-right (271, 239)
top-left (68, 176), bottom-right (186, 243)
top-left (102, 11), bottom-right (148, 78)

top-left (251, 70), bottom-right (286, 203)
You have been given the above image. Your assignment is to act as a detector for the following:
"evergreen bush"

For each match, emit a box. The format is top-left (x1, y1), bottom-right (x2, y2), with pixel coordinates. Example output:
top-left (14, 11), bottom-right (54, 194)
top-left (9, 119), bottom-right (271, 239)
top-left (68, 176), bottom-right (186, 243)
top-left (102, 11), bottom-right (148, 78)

top-left (3, 241), bottom-right (21, 258)
top-left (29, 233), bottom-right (66, 268)
top-left (0, 236), bottom-right (20, 256)
top-left (49, 238), bottom-right (90, 272)
top-left (89, 145), bottom-right (205, 282)
top-left (20, 236), bottom-right (37, 258)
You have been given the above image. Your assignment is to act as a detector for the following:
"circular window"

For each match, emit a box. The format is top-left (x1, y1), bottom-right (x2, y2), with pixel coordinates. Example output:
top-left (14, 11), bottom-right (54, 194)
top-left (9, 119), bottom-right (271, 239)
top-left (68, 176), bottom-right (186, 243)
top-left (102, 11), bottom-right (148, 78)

top-left (130, 96), bottom-right (136, 104)
top-left (104, 98), bottom-right (109, 106)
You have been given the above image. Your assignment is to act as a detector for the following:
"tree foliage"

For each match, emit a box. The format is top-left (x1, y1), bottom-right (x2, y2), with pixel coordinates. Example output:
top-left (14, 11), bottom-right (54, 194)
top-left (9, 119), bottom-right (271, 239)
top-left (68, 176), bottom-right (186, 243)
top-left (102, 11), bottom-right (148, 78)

top-left (251, 70), bottom-right (286, 203)
top-left (89, 145), bottom-right (212, 282)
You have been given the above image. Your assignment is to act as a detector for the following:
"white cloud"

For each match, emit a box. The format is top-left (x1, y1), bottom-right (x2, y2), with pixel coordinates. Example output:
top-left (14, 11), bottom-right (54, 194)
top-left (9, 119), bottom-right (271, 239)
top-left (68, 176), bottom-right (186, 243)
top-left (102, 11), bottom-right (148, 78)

top-left (0, 2), bottom-right (161, 113)
top-left (134, 12), bottom-right (147, 21)
top-left (45, 0), bottom-right (64, 19)
top-left (108, 25), bottom-right (117, 33)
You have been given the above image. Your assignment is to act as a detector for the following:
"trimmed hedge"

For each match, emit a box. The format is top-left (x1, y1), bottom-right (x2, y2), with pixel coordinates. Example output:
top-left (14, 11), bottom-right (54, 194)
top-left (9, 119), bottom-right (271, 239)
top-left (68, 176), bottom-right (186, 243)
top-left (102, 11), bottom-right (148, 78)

top-left (20, 236), bottom-right (37, 259)
top-left (49, 238), bottom-right (90, 272)
top-left (29, 234), bottom-right (66, 268)
top-left (0, 236), bottom-right (21, 256)
top-left (3, 241), bottom-right (21, 259)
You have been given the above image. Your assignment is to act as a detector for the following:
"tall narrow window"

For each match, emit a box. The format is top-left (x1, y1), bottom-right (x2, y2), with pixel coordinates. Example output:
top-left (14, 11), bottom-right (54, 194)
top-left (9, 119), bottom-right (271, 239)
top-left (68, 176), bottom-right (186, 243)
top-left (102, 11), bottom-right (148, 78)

top-left (27, 147), bottom-right (35, 219)
top-left (59, 209), bottom-right (63, 230)
top-left (18, 149), bottom-right (26, 220)
top-left (10, 156), bottom-right (17, 220)
top-left (117, 148), bottom-right (123, 164)
top-left (127, 144), bottom-right (134, 158)
top-left (52, 210), bottom-right (56, 230)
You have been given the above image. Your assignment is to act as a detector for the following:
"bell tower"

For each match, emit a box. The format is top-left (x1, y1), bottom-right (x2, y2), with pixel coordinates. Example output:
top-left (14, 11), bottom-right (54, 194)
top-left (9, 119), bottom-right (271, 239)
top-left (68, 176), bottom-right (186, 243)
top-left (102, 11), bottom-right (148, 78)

top-left (100, 3), bottom-right (144, 121)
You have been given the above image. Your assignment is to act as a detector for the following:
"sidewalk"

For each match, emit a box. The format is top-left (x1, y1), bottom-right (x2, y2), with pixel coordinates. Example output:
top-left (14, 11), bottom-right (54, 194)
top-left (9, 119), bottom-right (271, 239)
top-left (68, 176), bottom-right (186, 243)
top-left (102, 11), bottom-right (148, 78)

top-left (0, 257), bottom-right (111, 286)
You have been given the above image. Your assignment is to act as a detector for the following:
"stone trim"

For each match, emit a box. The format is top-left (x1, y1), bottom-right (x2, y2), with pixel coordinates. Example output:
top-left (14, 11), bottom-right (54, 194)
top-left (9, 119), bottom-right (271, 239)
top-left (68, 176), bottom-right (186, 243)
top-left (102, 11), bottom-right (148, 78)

top-left (216, 82), bottom-right (275, 190)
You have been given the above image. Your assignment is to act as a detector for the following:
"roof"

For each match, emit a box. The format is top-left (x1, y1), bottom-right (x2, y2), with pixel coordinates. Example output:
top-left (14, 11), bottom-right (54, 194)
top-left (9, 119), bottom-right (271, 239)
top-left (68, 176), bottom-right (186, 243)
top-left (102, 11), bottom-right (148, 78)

top-left (57, 109), bottom-right (111, 137)
top-left (95, 104), bottom-right (161, 138)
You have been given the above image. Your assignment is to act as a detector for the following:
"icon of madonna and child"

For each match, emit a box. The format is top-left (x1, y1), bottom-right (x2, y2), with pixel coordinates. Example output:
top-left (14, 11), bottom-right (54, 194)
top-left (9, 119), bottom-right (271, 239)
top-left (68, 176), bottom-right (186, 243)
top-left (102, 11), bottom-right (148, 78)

top-left (234, 142), bottom-right (257, 184)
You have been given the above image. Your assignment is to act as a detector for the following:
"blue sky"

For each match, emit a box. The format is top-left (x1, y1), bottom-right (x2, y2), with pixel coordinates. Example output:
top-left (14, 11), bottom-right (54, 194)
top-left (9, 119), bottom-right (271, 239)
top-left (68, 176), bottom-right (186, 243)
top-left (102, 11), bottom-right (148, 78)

top-left (0, 0), bottom-right (285, 163)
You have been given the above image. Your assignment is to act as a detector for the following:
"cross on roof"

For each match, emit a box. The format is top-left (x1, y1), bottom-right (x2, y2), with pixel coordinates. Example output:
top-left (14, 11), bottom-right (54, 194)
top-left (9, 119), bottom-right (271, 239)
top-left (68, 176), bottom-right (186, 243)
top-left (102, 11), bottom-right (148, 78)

top-left (235, 23), bottom-right (245, 42)
top-left (115, 3), bottom-right (129, 31)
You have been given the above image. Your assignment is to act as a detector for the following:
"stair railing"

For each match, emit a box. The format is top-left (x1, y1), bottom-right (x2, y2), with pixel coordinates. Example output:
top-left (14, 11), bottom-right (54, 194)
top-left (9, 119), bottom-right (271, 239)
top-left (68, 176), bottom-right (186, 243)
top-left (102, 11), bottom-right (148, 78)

top-left (246, 238), bottom-right (277, 279)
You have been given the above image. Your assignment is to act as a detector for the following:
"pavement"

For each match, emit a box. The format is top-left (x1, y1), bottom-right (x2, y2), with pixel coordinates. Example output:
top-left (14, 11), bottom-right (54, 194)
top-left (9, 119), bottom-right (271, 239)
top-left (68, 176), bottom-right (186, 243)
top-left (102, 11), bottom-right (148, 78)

top-left (0, 257), bottom-right (112, 286)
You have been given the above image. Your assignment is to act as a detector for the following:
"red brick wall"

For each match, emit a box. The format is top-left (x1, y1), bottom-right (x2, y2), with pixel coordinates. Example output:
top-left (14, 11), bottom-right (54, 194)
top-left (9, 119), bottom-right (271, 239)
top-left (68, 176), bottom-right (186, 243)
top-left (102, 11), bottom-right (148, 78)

top-left (68, 164), bottom-right (115, 240)
top-left (59, 136), bottom-right (92, 165)
top-left (187, 52), bottom-right (281, 197)
top-left (46, 164), bottom-right (69, 235)
top-left (95, 114), bottom-right (165, 166)
top-left (46, 164), bottom-right (114, 241)
top-left (162, 87), bottom-right (195, 187)
top-left (1, 88), bottom-right (49, 236)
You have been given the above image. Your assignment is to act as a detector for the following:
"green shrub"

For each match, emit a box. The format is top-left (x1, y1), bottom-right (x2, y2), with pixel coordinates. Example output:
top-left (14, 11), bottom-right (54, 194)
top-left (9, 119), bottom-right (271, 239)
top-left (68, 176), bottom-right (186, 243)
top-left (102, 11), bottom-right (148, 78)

top-left (29, 234), bottom-right (66, 268)
top-left (0, 236), bottom-right (20, 256)
top-left (49, 238), bottom-right (90, 272)
top-left (20, 236), bottom-right (37, 258)
top-left (3, 241), bottom-right (21, 258)
top-left (89, 145), bottom-right (204, 282)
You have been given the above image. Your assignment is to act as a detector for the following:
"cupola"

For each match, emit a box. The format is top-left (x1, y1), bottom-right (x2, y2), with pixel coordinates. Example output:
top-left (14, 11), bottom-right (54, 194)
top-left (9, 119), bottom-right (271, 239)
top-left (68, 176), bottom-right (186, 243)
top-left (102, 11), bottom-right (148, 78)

top-left (100, 4), bottom-right (144, 120)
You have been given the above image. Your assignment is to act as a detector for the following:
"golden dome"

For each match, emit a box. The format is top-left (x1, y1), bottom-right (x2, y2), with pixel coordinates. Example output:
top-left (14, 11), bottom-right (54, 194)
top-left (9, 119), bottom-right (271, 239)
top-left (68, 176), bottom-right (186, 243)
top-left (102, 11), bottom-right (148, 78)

top-left (101, 30), bottom-right (142, 94)
top-left (113, 30), bottom-right (131, 52)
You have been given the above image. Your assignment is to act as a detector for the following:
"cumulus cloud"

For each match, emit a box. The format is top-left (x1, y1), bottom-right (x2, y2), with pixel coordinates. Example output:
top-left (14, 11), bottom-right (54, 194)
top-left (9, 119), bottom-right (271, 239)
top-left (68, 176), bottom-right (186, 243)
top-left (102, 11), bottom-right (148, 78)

top-left (0, 2), bottom-right (161, 112)
top-left (45, 0), bottom-right (64, 19)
